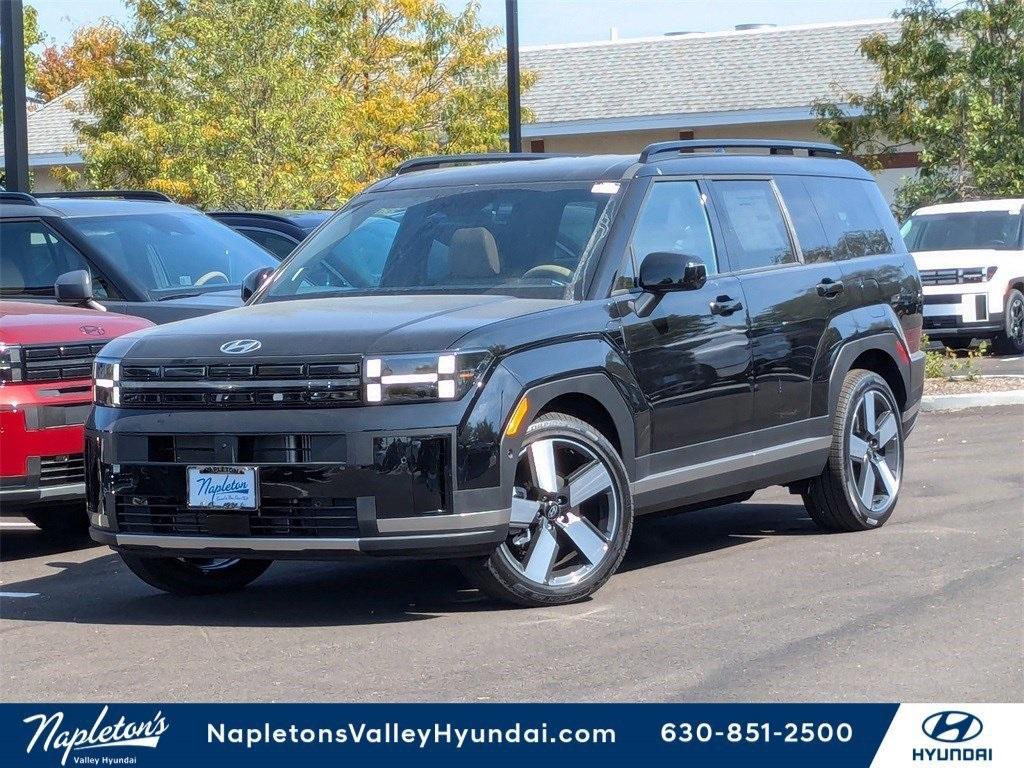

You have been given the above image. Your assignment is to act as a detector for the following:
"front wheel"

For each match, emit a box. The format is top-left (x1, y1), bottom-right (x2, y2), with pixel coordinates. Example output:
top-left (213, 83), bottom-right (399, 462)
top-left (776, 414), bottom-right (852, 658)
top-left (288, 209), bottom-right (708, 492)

top-left (119, 553), bottom-right (272, 595)
top-left (803, 370), bottom-right (904, 532)
top-left (459, 413), bottom-right (633, 607)
top-left (996, 288), bottom-right (1024, 354)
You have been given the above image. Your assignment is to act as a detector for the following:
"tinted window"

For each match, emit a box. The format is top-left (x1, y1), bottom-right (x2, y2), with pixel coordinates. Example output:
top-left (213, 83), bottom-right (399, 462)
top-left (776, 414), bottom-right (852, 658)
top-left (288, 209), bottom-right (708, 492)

top-left (238, 228), bottom-right (299, 259)
top-left (774, 177), bottom-right (832, 263)
top-left (902, 209), bottom-right (1023, 251)
top-left (630, 181), bottom-right (717, 275)
top-left (0, 220), bottom-right (103, 297)
top-left (712, 180), bottom-right (796, 271)
top-left (68, 212), bottom-right (277, 298)
top-left (803, 177), bottom-right (900, 259)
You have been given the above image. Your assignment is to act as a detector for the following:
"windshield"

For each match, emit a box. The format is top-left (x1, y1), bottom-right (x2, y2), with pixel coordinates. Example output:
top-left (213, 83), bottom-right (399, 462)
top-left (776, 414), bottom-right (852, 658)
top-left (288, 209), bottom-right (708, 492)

top-left (68, 212), bottom-right (278, 298)
top-left (902, 209), bottom-right (1023, 251)
top-left (259, 182), bottom-right (618, 301)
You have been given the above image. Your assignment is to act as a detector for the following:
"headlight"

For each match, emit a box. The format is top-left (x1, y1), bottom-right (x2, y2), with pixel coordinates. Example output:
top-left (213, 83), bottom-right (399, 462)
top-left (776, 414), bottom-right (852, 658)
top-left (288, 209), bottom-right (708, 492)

top-left (363, 351), bottom-right (490, 404)
top-left (0, 344), bottom-right (23, 383)
top-left (93, 359), bottom-right (121, 406)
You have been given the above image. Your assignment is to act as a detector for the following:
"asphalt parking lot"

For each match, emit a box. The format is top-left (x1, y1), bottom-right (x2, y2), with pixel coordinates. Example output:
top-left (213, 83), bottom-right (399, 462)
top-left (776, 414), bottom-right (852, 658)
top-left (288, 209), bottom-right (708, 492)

top-left (2, 406), bottom-right (1021, 703)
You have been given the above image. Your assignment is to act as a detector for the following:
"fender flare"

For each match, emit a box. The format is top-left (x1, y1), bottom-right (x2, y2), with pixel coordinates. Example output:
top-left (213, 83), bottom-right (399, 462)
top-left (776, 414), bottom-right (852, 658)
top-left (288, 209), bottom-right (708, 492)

top-left (825, 332), bottom-right (909, 415)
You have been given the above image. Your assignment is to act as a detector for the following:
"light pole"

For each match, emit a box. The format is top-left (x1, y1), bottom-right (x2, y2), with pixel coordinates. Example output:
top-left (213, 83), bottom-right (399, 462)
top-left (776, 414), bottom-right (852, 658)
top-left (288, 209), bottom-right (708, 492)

top-left (505, 0), bottom-right (521, 153)
top-left (1, 0), bottom-right (30, 191)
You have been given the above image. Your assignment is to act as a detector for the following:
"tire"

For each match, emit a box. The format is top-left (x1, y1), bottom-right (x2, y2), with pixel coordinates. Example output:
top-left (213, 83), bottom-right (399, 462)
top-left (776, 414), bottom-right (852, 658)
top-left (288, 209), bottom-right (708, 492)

top-left (458, 412), bottom-right (633, 607)
top-left (23, 505), bottom-right (89, 537)
top-left (119, 553), bottom-right (272, 595)
top-left (995, 288), bottom-right (1024, 354)
top-left (803, 370), bottom-right (904, 532)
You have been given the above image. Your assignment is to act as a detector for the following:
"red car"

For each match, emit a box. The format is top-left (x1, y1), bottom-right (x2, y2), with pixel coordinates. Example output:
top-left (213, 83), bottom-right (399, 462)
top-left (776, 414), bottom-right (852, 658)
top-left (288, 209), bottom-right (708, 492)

top-left (1, 301), bottom-right (152, 534)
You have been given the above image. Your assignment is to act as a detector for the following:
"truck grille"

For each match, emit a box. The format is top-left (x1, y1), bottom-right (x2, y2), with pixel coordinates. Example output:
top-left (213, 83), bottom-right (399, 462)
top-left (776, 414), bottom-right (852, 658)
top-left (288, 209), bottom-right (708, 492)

top-left (40, 454), bottom-right (86, 486)
top-left (115, 495), bottom-right (360, 537)
top-left (2, 343), bottom-right (106, 383)
top-left (119, 359), bottom-right (362, 408)
top-left (919, 268), bottom-right (984, 286)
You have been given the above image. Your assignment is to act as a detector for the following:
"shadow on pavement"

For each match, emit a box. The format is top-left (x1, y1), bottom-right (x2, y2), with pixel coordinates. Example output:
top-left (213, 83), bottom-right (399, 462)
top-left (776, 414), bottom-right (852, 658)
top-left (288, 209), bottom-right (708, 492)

top-left (0, 528), bottom-right (100, 562)
top-left (1, 501), bottom-right (816, 628)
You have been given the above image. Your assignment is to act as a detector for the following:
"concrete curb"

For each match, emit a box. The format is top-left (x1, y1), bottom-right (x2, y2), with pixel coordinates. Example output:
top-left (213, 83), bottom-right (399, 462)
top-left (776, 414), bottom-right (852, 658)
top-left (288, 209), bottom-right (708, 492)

top-left (921, 390), bottom-right (1024, 412)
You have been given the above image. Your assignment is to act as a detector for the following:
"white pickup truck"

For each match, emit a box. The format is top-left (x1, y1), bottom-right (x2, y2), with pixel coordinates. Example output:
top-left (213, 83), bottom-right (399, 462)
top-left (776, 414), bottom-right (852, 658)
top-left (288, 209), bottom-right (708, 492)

top-left (902, 199), bottom-right (1024, 353)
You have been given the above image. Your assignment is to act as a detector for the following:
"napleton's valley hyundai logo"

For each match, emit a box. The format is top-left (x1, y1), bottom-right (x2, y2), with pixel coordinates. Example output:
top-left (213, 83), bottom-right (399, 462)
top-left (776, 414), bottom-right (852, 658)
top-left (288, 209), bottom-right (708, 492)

top-left (220, 339), bottom-right (262, 354)
top-left (22, 706), bottom-right (169, 765)
top-left (913, 710), bottom-right (991, 763)
top-left (922, 711), bottom-right (983, 743)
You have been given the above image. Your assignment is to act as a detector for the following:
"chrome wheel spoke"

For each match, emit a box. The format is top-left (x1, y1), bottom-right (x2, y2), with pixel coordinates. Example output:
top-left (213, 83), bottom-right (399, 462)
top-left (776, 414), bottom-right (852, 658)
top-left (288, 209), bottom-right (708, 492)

top-left (849, 434), bottom-right (869, 462)
top-left (529, 439), bottom-right (560, 493)
top-left (861, 392), bottom-right (877, 434)
top-left (566, 461), bottom-right (612, 508)
top-left (523, 522), bottom-right (559, 584)
top-left (556, 512), bottom-right (609, 565)
top-left (858, 461), bottom-right (876, 507)
top-left (509, 496), bottom-right (542, 528)
top-left (873, 457), bottom-right (899, 497)
top-left (875, 412), bottom-right (897, 448)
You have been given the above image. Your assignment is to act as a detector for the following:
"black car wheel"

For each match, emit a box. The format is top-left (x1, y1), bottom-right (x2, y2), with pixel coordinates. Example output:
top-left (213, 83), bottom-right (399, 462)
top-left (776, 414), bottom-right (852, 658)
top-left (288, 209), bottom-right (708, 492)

top-left (119, 554), bottom-right (272, 595)
top-left (459, 413), bottom-right (633, 607)
top-left (997, 288), bottom-right (1024, 354)
top-left (803, 370), bottom-right (904, 532)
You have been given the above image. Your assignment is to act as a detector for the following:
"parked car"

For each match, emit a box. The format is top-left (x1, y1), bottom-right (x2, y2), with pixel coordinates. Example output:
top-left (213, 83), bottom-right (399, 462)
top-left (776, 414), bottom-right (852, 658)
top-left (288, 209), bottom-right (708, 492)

top-left (0, 191), bottom-right (278, 324)
top-left (902, 198), bottom-right (1024, 352)
top-left (208, 210), bottom-right (332, 258)
top-left (1, 300), bottom-right (152, 534)
top-left (86, 141), bottom-right (924, 606)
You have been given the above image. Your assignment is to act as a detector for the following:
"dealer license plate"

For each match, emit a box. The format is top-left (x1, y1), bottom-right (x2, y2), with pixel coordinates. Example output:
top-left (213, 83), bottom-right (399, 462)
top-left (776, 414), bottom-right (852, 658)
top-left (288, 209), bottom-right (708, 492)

top-left (187, 465), bottom-right (258, 510)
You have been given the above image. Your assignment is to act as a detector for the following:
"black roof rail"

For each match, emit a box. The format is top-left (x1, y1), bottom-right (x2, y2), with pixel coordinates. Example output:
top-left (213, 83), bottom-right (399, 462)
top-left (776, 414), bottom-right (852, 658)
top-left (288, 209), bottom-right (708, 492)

top-left (33, 189), bottom-right (174, 202)
top-left (394, 153), bottom-right (565, 175)
top-left (0, 191), bottom-right (39, 205)
top-left (639, 139), bottom-right (843, 163)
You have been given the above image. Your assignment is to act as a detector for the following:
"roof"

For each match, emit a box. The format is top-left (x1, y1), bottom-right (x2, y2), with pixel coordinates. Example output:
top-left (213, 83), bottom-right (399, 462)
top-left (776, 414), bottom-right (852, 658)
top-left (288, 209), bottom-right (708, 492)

top-left (521, 19), bottom-right (897, 130)
top-left (0, 196), bottom-right (187, 218)
top-left (0, 85), bottom-right (89, 165)
top-left (370, 151), bottom-right (871, 191)
top-left (912, 199), bottom-right (1024, 216)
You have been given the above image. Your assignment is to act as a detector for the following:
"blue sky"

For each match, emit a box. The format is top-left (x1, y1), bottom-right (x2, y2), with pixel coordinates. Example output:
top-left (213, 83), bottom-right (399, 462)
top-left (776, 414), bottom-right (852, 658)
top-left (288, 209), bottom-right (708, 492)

top-left (32, 0), bottom-right (922, 48)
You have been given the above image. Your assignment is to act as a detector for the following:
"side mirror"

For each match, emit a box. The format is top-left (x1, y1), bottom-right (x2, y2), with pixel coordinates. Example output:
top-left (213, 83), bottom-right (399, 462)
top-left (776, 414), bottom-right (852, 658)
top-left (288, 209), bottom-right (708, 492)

top-left (241, 267), bottom-right (275, 302)
top-left (55, 269), bottom-right (105, 311)
top-left (638, 252), bottom-right (708, 292)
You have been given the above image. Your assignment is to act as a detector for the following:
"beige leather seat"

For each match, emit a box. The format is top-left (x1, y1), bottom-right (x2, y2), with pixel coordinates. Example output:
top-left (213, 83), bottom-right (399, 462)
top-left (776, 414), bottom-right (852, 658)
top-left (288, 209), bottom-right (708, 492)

top-left (448, 227), bottom-right (501, 280)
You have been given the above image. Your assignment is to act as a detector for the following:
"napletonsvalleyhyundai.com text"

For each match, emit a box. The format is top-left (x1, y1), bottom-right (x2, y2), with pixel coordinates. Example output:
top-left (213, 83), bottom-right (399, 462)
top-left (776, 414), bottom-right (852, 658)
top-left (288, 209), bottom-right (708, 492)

top-left (209, 721), bottom-right (617, 749)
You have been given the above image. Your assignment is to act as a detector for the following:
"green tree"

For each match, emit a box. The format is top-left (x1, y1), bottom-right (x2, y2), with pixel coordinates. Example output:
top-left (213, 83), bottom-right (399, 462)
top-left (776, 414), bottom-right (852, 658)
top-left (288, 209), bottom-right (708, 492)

top-left (35, 21), bottom-right (128, 101)
top-left (62, 0), bottom-right (523, 209)
top-left (814, 0), bottom-right (1024, 218)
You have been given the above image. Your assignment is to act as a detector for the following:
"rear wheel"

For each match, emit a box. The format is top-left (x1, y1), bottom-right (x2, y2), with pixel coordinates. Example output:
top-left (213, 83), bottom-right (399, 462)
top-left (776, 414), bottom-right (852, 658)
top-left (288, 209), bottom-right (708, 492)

top-left (459, 413), bottom-right (633, 607)
top-left (996, 288), bottom-right (1024, 354)
top-left (803, 370), bottom-right (904, 532)
top-left (119, 554), bottom-right (272, 595)
top-left (23, 505), bottom-right (89, 537)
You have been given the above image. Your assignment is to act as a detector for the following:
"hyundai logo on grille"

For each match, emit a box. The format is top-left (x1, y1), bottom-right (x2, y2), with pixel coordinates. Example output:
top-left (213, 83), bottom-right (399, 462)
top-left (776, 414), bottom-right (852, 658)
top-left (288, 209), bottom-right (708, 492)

top-left (79, 324), bottom-right (106, 336)
top-left (922, 711), bottom-right (983, 743)
top-left (220, 339), bottom-right (262, 355)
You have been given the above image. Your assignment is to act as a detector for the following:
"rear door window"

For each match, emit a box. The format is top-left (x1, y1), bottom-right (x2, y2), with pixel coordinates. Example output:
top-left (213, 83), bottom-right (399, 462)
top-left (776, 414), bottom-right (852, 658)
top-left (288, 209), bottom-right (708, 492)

top-left (710, 180), bottom-right (797, 271)
top-left (774, 177), bottom-right (832, 263)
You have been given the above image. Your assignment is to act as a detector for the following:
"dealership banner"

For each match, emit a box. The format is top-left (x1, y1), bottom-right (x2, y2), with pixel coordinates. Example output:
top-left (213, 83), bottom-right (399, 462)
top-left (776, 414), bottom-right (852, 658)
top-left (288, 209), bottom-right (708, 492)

top-left (0, 703), bottom-right (1019, 767)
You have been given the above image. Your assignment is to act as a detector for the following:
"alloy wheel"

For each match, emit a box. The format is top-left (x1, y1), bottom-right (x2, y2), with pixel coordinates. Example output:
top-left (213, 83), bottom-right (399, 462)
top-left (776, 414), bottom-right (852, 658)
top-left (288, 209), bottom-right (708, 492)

top-left (1009, 295), bottom-right (1024, 344)
top-left (845, 388), bottom-right (901, 515)
top-left (499, 436), bottom-right (621, 588)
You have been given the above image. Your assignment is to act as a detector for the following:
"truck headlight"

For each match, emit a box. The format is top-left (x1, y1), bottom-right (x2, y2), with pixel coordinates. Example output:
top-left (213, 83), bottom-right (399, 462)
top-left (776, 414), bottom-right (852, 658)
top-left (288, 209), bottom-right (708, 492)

top-left (363, 351), bottom-right (490, 404)
top-left (93, 359), bottom-right (121, 406)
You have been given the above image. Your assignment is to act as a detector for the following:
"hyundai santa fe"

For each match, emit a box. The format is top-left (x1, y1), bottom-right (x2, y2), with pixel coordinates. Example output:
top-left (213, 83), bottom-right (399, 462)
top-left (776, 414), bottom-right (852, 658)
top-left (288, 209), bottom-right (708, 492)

top-left (86, 140), bottom-right (925, 606)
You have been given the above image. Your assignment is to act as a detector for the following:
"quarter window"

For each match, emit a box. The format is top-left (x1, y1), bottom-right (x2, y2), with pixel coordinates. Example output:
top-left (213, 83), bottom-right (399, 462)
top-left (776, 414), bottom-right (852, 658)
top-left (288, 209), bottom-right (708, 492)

top-left (711, 180), bottom-right (796, 271)
top-left (630, 181), bottom-right (718, 276)
top-left (802, 177), bottom-right (901, 259)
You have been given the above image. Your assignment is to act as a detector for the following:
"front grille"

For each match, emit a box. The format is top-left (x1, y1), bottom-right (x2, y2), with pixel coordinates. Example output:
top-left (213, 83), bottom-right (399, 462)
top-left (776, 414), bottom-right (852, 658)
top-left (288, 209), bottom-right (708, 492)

top-left (4, 343), bottom-right (106, 383)
top-left (119, 359), bottom-right (362, 408)
top-left (40, 454), bottom-right (85, 486)
top-left (115, 495), bottom-right (359, 537)
top-left (920, 268), bottom-right (984, 286)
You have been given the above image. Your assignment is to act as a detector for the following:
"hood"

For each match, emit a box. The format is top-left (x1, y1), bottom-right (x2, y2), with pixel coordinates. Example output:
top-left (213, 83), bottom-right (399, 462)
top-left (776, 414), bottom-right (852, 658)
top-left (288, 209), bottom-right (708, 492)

top-left (911, 249), bottom-right (1013, 270)
top-left (0, 300), bottom-right (152, 347)
top-left (119, 294), bottom-right (571, 360)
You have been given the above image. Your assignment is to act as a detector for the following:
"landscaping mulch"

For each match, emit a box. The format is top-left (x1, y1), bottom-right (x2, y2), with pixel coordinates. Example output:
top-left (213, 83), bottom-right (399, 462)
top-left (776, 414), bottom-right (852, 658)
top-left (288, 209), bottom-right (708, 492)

top-left (923, 376), bottom-right (1024, 395)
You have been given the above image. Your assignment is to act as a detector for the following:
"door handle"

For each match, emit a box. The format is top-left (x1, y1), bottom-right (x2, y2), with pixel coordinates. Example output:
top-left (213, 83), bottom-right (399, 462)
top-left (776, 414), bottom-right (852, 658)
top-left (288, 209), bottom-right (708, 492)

top-left (816, 278), bottom-right (845, 298)
top-left (709, 296), bottom-right (744, 316)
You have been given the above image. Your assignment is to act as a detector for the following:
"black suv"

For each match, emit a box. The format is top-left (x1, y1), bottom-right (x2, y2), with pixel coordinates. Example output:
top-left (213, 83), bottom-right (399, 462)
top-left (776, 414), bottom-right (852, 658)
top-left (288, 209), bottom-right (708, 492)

top-left (86, 141), bottom-right (925, 607)
top-left (0, 191), bottom-right (278, 323)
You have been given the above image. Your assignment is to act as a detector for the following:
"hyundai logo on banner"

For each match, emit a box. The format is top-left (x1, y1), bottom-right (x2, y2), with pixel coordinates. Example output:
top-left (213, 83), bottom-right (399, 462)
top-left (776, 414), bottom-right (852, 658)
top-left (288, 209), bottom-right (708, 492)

top-left (921, 711), bottom-right (983, 743)
top-left (220, 339), bottom-right (262, 354)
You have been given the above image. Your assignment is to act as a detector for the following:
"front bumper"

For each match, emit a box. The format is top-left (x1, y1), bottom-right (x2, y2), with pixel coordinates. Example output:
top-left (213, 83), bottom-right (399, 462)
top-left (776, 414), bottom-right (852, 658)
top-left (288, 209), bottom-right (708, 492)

top-left (922, 285), bottom-right (1004, 337)
top-left (87, 403), bottom-right (511, 559)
